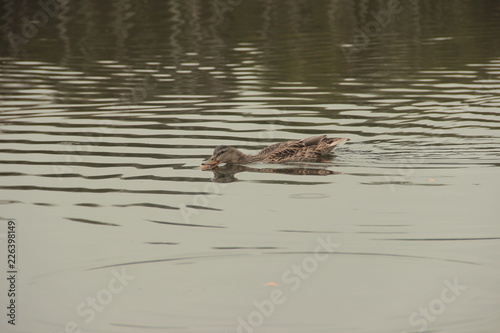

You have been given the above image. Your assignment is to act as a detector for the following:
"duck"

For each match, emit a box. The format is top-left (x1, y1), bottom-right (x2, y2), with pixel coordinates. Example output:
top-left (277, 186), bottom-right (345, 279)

top-left (201, 135), bottom-right (348, 168)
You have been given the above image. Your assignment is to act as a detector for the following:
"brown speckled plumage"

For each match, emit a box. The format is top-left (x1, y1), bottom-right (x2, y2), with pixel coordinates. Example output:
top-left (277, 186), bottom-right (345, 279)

top-left (202, 135), bottom-right (348, 166)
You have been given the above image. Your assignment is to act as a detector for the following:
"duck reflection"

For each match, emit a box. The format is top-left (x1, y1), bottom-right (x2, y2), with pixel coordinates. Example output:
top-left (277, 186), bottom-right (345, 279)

top-left (202, 164), bottom-right (342, 183)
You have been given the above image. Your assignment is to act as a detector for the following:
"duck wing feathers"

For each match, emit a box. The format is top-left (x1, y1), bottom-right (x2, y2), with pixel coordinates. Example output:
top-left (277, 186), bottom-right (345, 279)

top-left (256, 135), bottom-right (346, 162)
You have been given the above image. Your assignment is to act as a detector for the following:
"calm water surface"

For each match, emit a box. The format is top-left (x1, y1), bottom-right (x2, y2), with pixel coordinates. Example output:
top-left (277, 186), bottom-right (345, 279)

top-left (1, 1), bottom-right (500, 332)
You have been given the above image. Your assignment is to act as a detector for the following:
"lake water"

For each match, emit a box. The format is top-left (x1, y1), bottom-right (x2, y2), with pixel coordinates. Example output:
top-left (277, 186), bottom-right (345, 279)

top-left (1, 1), bottom-right (500, 332)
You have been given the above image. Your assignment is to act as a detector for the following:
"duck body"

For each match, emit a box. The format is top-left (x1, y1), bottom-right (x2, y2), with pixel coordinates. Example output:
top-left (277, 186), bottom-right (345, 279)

top-left (202, 135), bottom-right (347, 167)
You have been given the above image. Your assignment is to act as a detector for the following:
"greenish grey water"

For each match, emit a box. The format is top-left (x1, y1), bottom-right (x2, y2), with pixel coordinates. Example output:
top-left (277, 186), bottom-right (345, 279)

top-left (0, 1), bottom-right (500, 332)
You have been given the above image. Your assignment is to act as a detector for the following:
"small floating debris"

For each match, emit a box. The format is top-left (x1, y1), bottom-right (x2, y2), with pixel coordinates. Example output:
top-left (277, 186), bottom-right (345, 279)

top-left (289, 193), bottom-right (330, 199)
top-left (200, 164), bottom-right (215, 171)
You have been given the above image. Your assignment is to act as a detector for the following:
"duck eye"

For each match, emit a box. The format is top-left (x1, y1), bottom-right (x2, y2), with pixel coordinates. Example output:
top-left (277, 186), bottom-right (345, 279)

top-left (214, 146), bottom-right (229, 156)
top-left (216, 150), bottom-right (227, 157)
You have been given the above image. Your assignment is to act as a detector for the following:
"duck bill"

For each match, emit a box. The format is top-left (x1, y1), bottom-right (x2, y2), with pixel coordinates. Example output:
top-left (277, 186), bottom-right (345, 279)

top-left (201, 157), bottom-right (219, 168)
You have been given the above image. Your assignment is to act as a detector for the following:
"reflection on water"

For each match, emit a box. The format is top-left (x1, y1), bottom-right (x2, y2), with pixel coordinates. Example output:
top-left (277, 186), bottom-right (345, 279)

top-left (204, 164), bottom-right (342, 183)
top-left (1, 0), bottom-right (500, 332)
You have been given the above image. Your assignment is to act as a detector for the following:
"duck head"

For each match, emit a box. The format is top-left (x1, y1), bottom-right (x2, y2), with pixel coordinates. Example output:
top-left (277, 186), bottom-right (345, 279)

top-left (202, 145), bottom-right (247, 167)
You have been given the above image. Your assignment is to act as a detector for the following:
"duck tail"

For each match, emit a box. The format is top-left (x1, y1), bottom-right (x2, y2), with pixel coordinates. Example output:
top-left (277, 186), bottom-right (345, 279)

top-left (321, 137), bottom-right (348, 154)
